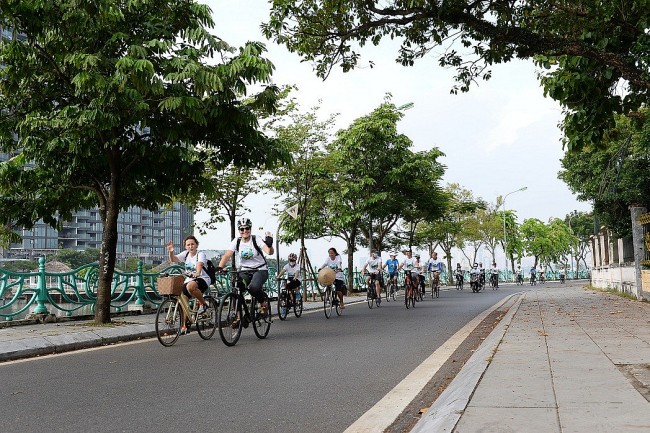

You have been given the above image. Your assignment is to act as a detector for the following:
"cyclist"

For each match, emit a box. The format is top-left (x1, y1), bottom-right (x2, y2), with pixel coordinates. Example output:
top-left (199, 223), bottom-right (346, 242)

top-left (427, 251), bottom-right (442, 293)
top-left (362, 251), bottom-right (383, 304)
top-left (539, 267), bottom-right (546, 284)
top-left (559, 265), bottom-right (566, 283)
top-left (490, 262), bottom-right (499, 288)
top-left (469, 263), bottom-right (481, 290)
top-left (276, 253), bottom-right (301, 304)
top-left (319, 247), bottom-right (346, 309)
top-left (398, 250), bottom-right (417, 298)
top-left (478, 263), bottom-right (486, 289)
top-left (455, 263), bottom-right (464, 288)
top-left (217, 217), bottom-right (274, 319)
top-left (385, 252), bottom-right (400, 292)
top-left (413, 253), bottom-right (425, 295)
top-left (516, 264), bottom-right (524, 284)
top-left (166, 235), bottom-right (209, 334)
top-left (530, 266), bottom-right (537, 284)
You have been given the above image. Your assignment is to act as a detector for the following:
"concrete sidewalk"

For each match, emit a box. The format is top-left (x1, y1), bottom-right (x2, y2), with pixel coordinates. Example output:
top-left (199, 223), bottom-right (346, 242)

top-left (412, 286), bottom-right (650, 433)
top-left (0, 294), bottom-right (363, 362)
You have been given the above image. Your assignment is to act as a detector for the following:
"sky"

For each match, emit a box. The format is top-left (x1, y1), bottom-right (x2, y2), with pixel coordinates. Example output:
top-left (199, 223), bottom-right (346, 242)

top-left (196, 0), bottom-right (592, 267)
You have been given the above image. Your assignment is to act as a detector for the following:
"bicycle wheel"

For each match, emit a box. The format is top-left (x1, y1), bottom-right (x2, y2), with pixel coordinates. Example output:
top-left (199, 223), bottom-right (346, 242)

top-left (404, 286), bottom-right (410, 309)
top-left (435, 284), bottom-right (440, 298)
top-left (293, 295), bottom-right (303, 317)
top-left (277, 291), bottom-right (289, 321)
top-left (324, 287), bottom-right (333, 319)
top-left (367, 289), bottom-right (374, 309)
top-left (410, 285), bottom-right (416, 308)
top-left (218, 293), bottom-right (242, 347)
top-left (196, 296), bottom-right (218, 340)
top-left (335, 296), bottom-right (342, 316)
top-left (155, 298), bottom-right (181, 347)
top-left (252, 298), bottom-right (272, 339)
top-left (385, 285), bottom-right (390, 302)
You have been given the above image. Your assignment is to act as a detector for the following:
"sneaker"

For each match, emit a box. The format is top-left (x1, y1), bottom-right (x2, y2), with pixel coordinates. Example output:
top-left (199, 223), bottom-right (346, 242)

top-left (258, 303), bottom-right (268, 319)
top-left (197, 303), bottom-right (208, 316)
top-left (180, 325), bottom-right (191, 335)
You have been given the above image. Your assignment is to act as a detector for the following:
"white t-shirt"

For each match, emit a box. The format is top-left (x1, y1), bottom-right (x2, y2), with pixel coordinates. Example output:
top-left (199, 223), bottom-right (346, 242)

top-left (228, 236), bottom-right (267, 270)
top-left (490, 266), bottom-right (499, 275)
top-left (364, 257), bottom-right (382, 274)
top-left (321, 256), bottom-right (344, 281)
top-left (427, 258), bottom-right (441, 272)
top-left (283, 262), bottom-right (301, 281)
top-left (176, 250), bottom-right (210, 285)
top-left (402, 257), bottom-right (416, 272)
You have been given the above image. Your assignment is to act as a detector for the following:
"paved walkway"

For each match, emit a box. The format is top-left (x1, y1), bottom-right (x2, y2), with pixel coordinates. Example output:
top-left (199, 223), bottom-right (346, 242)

top-left (0, 294), bottom-right (363, 362)
top-left (412, 285), bottom-right (650, 433)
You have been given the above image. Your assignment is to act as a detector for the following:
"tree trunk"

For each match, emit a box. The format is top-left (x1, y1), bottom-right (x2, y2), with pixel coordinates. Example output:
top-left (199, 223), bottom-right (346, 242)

top-left (445, 246), bottom-right (453, 285)
top-left (346, 240), bottom-right (355, 293)
top-left (95, 182), bottom-right (120, 324)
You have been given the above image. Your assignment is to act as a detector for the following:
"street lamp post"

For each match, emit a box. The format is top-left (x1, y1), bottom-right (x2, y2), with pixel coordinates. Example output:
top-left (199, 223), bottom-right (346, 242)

top-left (502, 187), bottom-right (527, 279)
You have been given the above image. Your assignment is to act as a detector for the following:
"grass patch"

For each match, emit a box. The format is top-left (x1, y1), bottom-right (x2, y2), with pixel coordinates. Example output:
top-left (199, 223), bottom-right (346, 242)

top-left (586, 284), bottom-right (638, 301)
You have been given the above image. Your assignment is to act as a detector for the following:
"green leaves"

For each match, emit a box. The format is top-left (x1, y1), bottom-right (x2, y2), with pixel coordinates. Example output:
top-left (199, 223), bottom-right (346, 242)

top-left (266, 0), bottom-right (650, 149)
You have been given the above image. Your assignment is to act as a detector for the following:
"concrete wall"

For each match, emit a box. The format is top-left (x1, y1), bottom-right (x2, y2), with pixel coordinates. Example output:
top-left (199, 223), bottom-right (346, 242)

top-left (591, 264), bottom-right (639, 297)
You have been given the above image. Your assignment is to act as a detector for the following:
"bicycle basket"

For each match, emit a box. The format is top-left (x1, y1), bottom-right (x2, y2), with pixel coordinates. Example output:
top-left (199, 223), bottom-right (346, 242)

top-left (157, 276), bottom-right (184, 295)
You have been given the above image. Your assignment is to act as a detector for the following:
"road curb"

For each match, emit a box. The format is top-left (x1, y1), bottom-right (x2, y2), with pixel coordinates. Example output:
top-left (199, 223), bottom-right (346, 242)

top-left (410, 291), bottom-right (526, 433)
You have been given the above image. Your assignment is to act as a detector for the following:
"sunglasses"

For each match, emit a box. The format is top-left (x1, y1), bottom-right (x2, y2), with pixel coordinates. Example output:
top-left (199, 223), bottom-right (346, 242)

top-left (239, 227), bottom-right (251, 232)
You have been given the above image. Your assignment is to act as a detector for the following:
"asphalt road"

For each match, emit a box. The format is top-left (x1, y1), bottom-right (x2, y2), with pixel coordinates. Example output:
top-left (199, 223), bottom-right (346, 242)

top-left (1, 285), bottom-right (523, 433)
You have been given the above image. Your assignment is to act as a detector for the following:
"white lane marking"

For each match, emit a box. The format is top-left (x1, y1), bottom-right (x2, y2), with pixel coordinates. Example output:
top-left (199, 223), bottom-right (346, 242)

top-left (343, 294), bottom-right (519, 433)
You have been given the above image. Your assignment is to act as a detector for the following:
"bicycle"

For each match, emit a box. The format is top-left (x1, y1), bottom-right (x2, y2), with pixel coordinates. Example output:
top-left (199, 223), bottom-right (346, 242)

top-left (430, 272), bottom-right (440, 299)
top-left (277, 278), bottom-right (303, 321)
top-left (365, 273), bottom-right (381, 308)
top-left (489, 273), bottom-right (498, 290)
top-left (403, 273), bottom-right (417, 309)
top-left (516, 273), bottom-right (524, 285)
top-left (385, 275), bottom-right (398, 302)
top-left (323, 283), bottom-right (342, 319)
top-left (455, 272), bottom-right (464, 290)
top-left (415, 274), bottom-right (424, 302)
top-left (217, 270), bottom-right (272, 347)
top-left (530, 274), bottom-right (537, 285)
top-left (155, 274), bottom-right (218, 347)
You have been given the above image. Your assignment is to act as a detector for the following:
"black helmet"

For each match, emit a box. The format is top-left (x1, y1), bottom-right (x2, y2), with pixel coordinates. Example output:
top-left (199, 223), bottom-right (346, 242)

top-left (237, 217), bottom-right (252, 228)
top-left (288, 253), bottom-right (297, 261)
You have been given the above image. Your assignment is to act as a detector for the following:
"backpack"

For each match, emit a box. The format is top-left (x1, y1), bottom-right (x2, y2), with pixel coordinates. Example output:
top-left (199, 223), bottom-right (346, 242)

top-left (205, 258), bottom-right (217, 285)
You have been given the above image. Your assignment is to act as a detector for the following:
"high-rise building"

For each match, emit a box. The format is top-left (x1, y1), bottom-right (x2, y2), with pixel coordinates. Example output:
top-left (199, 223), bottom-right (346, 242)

top-left (7, 204), bottom-right (194, 265)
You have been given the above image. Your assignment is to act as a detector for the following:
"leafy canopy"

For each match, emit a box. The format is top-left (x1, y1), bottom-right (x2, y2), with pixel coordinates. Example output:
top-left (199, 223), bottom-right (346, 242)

top-left (263, 0), bottom-right (650, 149)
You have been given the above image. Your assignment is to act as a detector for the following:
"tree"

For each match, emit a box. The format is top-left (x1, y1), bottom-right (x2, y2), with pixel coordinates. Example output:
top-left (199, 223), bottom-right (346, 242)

top-left (0, 1), bottom-right (288, 323)
top-left (263, 1), bottom-right (650, 149)
top-left (51, 248), bottom-right (101, 269)
top-left (499, 209), bottom-right (524, 273)
top-left (477, 207), bottom-right (504, 266)
top-left (559, 113), bottom-right (650, 238)
top-left (197, 165), bottom-right (262, 243)
top-left (520, 218), bottom-right (573, 270)
top-left (565, 210), bottom-right (594, 273)
top-left (417, 183), bottom-right (483, 283)
top-left (269, 101), bottom-right (336, 284)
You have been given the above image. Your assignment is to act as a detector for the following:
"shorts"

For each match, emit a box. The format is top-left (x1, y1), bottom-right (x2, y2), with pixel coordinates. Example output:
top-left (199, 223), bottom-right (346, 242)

top-left (182, 278), bottom-right (209, 297)
top-left (334, 279), bottom-right (347, 293)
